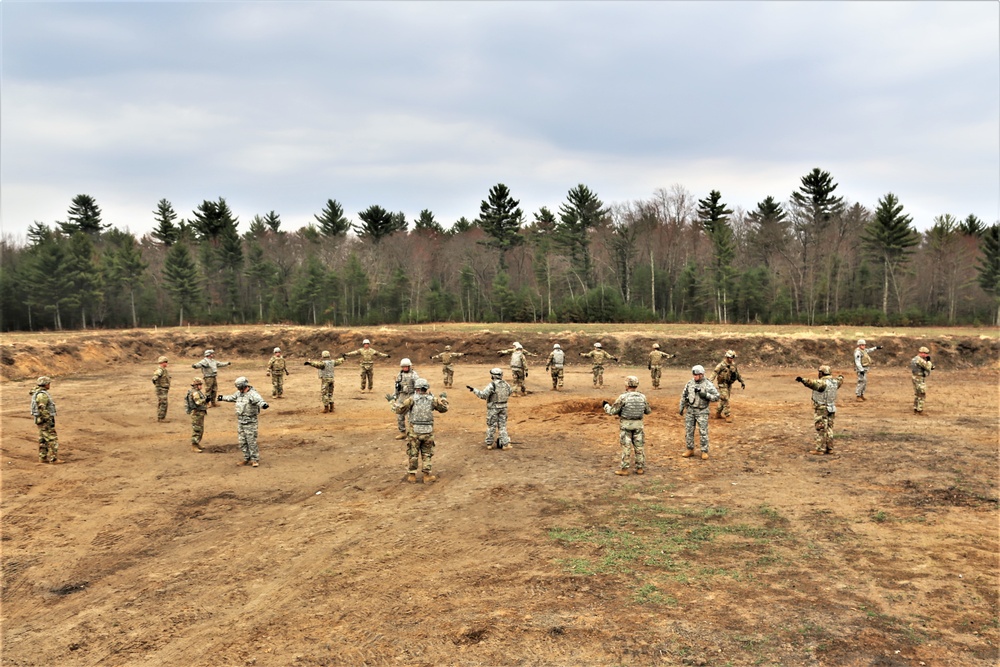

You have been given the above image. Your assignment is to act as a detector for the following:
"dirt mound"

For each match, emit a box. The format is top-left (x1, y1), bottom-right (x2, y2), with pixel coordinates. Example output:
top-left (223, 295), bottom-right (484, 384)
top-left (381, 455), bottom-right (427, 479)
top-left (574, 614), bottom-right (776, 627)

top-left (554, 399), bottom-right (607, 414)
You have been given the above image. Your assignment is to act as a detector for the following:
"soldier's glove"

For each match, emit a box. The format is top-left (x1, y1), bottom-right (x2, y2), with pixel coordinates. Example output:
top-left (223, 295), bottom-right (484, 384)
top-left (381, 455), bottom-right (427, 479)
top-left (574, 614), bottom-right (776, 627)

top-left (497, 351), bottom-right (504, 356)
top-left (926, 355), bottom-right (931, 362)
top-left (602, 400), bottom-right (610, 407)
top-left (50, 417), bottom-right (55, 427)
top-left (217, 394), bottom-right (224, 401)
top-left (151, 379), bottom-right (156, 384)
top-left (794, 377), bottom-right (803, 384)
top-left (647, 364), bottom-right (652, 370)
top-left (614, 357), bottom-right (620, 363)
top-left (466, 385), bottom-right (475, 392)
top-left (266, 372), bottom-right (271, 376)
top-left (440, 392), bottom-right (447, 399)
top-left (385, 393), bottom-right (395, 403)
top-left (524, 370), bottom-right (528, 377)
top-left (262, 404), bottom-right (269, 410)
top-left (303, 361), bottom-right (310, 366)
top-left (679, 407), bottom-right (685, 415)
top-left (875, 345), bottom-right (883, 350)
top-left (668, 354), bottom-right (676, 359)
top-left (740, 381), bottom-right (746, 390)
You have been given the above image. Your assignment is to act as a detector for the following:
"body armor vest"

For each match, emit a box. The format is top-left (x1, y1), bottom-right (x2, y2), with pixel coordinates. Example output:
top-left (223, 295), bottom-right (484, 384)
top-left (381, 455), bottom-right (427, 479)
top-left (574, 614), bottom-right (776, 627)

top-left (318, 360), bottom-right (337, 379)
top-left (812, 377), bottom-right (839, 411)
top-left (30, 389), bottom-right (55, 417)
top-left (910, 357), bottom-right (931, 377)
top-left (510, 350), bottom-right (525, 369)
top-left (620, 392), bottom-right (647, 419)
top-left (550, 349), bottom-right (565, 366)
top-left (490, 380), bottom-right (512, 406)
top-left (410, 394), bottom-right (435, 434)
top-left (397, 370), bottom-right (418, 395)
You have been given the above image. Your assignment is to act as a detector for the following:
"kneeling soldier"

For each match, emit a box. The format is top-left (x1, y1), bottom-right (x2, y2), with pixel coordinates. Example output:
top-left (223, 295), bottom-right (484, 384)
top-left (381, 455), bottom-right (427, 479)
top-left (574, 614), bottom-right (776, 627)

top-left (604, 375), bottom-right (652, 475)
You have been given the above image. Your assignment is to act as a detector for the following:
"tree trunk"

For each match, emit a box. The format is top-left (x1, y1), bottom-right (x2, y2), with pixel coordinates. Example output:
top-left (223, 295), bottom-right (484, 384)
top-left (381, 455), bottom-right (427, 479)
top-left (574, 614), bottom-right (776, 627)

top-left (649, 250), bottom-right (655, 318)
top-left (882, 263), bottom-right (890, 315)
top-left (130, 289), bottom-right (139, 328)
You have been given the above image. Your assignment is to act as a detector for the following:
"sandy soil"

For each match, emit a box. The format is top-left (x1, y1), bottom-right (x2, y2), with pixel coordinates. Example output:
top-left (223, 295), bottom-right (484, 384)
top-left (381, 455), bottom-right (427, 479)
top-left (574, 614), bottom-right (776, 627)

top-left (1, 327), bottom-right (997, 666)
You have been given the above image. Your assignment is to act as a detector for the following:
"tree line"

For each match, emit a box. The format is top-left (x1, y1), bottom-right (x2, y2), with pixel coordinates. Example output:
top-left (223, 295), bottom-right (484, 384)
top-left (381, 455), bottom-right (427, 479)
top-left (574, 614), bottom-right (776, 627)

top-left (2, 168), bottom-right (998, 332)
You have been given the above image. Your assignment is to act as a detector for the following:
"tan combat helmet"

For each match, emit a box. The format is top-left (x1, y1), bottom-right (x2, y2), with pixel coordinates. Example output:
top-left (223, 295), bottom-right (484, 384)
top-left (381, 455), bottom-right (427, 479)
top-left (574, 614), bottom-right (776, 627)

top-left (362, 339), bottom-right (371, 345)
top-left (725, 350), bottom-right (736, 359)
top-left (818, 365), bottom-right (832, 376)
top-left (594, 342), bottom-right (602, 348)
top-left (157, 356), bottom-right (168, 363)
top-left (625, 375), bottom-right (639, 388)
top-left (192, 377), bottom-right (203, 386)
top-left (37, 376), bottom-right (51, 386)
top-left (444, 345), bottom-right (452, 351)
top-left (918, 346), bottom-right (930, 354)
top-left (321, 351), bottom-right (331, 358)
top-left (652, 343), bottom-right (660, 349)
top-left (273, 347), bottom-right (281, 353)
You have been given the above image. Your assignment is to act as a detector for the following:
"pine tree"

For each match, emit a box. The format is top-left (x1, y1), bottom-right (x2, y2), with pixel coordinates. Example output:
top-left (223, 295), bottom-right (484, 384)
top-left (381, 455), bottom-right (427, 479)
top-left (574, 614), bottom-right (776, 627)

top-left (556, 184), bottom-right (608, 288)
top-left (152, 199), bottom-right (180, 246)
top-left (959, 214), bottom-right (986, 237)
top-left (747, 196), bottom-right (788, 268)
top-left (450, 217), bottom-right (476, 234)
top-left (247, 215), bottom-right (268, 239)
top-left (789, 168), bottom-right (845, 322)
top-left (263, 210), bottom-right (282, 234)
top-left (697, 190), bottom-right (735, 322)
top-left (477, 183), bottom-right (524, 271)
top-left (315, 199), bottom-right (352, 237)
top-left (163, 243), bottom-right (202, 325)
top-left (26, 239), bottom-right (74, 329)
top-left (105, 233), bottom-right (147, 328)
top-left (357, 205), bottom-right (406, 243)
top-left (414, 209), bottom-right (445, 235)
top-left (976, 223), bottom-right (1000, 325)
top-left (60, 194), bottom-right (107, 235)
top-left (64, 232), bottom-right (103, 328)
top-left (862, 192), bottom-right (919, 315)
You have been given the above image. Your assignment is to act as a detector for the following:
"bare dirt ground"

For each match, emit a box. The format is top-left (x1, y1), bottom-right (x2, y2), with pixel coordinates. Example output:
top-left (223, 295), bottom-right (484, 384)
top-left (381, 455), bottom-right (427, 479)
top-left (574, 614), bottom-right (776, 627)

top-left (2, 325), bottom-right (998, 666)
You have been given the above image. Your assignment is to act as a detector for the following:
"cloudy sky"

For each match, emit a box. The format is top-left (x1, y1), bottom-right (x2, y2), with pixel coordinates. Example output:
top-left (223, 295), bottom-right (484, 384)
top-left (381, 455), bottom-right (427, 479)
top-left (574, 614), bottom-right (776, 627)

top-left (2, 1), bottom-right (997, 240)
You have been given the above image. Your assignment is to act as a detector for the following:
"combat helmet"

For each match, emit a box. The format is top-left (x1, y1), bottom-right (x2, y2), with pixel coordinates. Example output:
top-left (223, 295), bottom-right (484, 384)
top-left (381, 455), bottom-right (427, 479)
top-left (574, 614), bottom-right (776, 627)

top-left (192, 377), bottom-right (203, 386)
top-left (37, 376), bottom-right (51, 386)
top-left (725, 350), bottom-right (736, 358)
top-left (691, 365), bottom-right (705, 375)
top-left (594, 342), bottom-right (602, 348)
top-left (490, 367), bottom-right (503, 378)
top-left (400, 358), bottom-right (412, 367)
top-left (444, 345), bottom-right (452, 351)
top-left (553, 343), bottom-right (561, 349)
top-left (157, 355), bottom-right (168, 363)
top-left (234, 376), bottom-right (250, 389)
top-left (321, 351), bottom-right (331, 358)
top-left (362, 339), bottom-right (371, 345)
top-left (625, 375), bottom-right (639, 387)
top-left (414, 378), bottom-right (430, 391)
top-left (818, 365), bottom-right (832, 376)
top-left (652, 343), bottom-right (660, 349)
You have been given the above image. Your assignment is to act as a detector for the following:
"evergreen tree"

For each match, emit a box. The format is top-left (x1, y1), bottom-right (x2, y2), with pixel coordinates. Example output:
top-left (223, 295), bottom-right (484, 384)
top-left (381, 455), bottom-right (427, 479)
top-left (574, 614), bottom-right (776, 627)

top-left (245, 242), bottom-right (276, 321)
top-left (263, 210), bottom-right (282, 234)
top-left (976, 223), bottom-right (1000, 325)
top-left (556, 184), bottom-right (608, 288)
top-left (414, 209), bottom-right (445, 235)
top-left (530, 206), bottom-right (558, 319)
top-left (247, 215), bottom-right (268, 239)
top-left (861, 192), bottom-right (919, 315)
top-left (450, 216), bottom-right (477, 234)
top-left (162, 243), bottom-right (202, 325)
top-left (747, 196), bottom-right (788, 268)
top-left (60, 194), bottom-right (107, 235)
top-left (152, 199), bottom-right (179, 246)
top-left (959, 214), bottom-right (986, 237)
top-left (105, 232), bottom-right (147, 328)
top-left (477, 183), bottom-right (525, 271)
top-left (342, 253), bottom-right (369, 322)
top-left (357, 205), bottom-right (406, 243)
top-left (789, 168), bottom-right (845, 322)
top-left (291, 255), bottom-right (328, 324)
top-left (27, 222), bottom-right (55, 246)
top-left (26, 239), bottom-right (74, 329)
top-left (697, 190), bottom-right (736, 322)
top-left (64, 233), bottom-right (103, 328)
top-left (315, 199), bottom-right (352, 237)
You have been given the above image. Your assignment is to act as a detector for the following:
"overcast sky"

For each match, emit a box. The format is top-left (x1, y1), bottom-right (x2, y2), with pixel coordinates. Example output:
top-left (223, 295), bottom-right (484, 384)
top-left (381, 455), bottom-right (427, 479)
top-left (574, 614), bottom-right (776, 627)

top-left (2, 1), bottom-right (998, 240)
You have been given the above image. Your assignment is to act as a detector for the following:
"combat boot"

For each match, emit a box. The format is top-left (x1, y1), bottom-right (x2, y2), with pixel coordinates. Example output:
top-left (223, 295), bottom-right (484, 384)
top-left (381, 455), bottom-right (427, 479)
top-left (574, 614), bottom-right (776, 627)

top-left (682, 449), bottom-right (694, 458)
top-left (701, 452), bottom-right (709, 460)
top-left (406, 473), bottom-right (417, 483)
top-left (614, 469), bottom-right (630, 476)
top-left (423, 473), bottom-right (437, 483)
top-left (395, 432), bottom-right (407, 440)
top-left (635, 468), bottom-right (645, 475)
top-left (724, 416), bottom-right (733, 423)
top-left (192, 445), bottom-right (204, 453)
top-left (810, 450), bottom-right (824, 455)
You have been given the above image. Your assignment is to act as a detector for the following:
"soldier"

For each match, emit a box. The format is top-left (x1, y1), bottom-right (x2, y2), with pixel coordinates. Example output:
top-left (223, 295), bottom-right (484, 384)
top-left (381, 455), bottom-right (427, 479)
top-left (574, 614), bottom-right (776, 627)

top-left (910, 346), bottom-right (934, 414)
top-left (192, 349), bottom-right (232, 407)
top-left (388, 358), bottom-right (421, 439)
top-left (679, 365), bottom-right (720, 460)
top-left (497, 342), bottom-right (536, 395)
top-left (545, 343), bottom-right (566, 391)
top-left (29, 376), bottom-right (62, 464)
top-left (304, 351), bottom-right (345, 413)
top-left (217, 376), bottom-right (269, 467)
top-left (580, 342), bottom-right (618, 388)
top-left (468, 368), bottom-right (513, 450)
top-left (185, 377), bottom-right (209, 452)
top-left (796, 365), bottom-right (844, 455)
top-left (710, 350), bottom-right (745, 422)
top-left (853, 339), bottom-right (883, 401)
top-left (430, 345), bottom-right (465, 388)
top-left (152, 355), bottom-right (171, 422)
top-left (392, 378), bottom-right (448, 483)
top-left (603, 375), bottom-right (652, 476)
top-left (647, 343), bottom-right (675, 390)
top-left (266, 347), bottom-right (289, 398)
top-left (344, 339), bottom-right (390, 392)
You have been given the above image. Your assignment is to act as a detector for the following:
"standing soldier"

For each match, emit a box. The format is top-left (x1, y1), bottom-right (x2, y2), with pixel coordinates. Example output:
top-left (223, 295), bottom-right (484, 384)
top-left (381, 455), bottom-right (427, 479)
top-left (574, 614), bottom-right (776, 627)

top-left (388, 358), bottom-right (420, 439)
top-left (152, 355), bottom-right (171, 422)
top-left (853, 339), bottom-right (883, 402)
top-left (679, 365), bottom-right (720, 460)
top-left (910, 346), bottom-right (934, 414)
top-left (344, 339), bottom-right (390, 392)
top-left (217, 376), bottom-right (269, 467)
top-left (710, 350), bottom-right (746, 422)
top-left (266, 347), bottom-right (289, 398)
top-left (192, 349), bottom-right (232, 407)
top-left (430, 345), bottom-right (465, 388)
top-left (468, 368), bottom-right (513, 450)
top-left (303, 351), bottom-right (345, 413)
top-left (545, 343), bottom-right (566, 391)
top-left (392, 378), bottom-right (448, 483)
top-left (497, 342), bottom-right (536, 395)
top-left (647, 343), bottom-right (675, 390)
top-left (185, 377), bottom-right (209, 452)
top-left (603, 375), bottom-right (652, 476)
top-left (795, 365), bottom-right (844, 455)
top-left (580, 342), bottom-right (618, 388)
top-left (29, 376), bottom-right (62, 464)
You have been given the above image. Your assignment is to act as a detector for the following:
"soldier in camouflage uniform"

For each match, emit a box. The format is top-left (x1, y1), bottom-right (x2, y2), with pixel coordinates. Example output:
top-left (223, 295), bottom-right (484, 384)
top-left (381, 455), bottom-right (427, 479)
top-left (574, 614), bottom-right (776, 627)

top-left (468, 368), bottom-right (513, 450)
top-left (185, 377), bottom-right (209, 452)
top-left (603, 375), bottom-right (652, 475)
top-left (910, 346), bottom-right (934, 414)
top-left (853, 339), bottom-right (883, 401)
top-left (796, 365), bottom-right (844, 455)
top-left (389, 358), bottom-right (421, 439)
top-left (497, 342), bottom-right (536, 395)
top-left (192, 349), bottom-right (232, 407)
top-left (647, 343), bottom-right (674, 389)
top-left (29, 376), bottom-right (62, 464)
top-left (392, 378), bottom-right (448, 483)
top-left (344, 339), bottom-right (389, 391)
top-left (679, 365), bottom-right (720, 460)
top-left (266, 347), bottom-right (289, 398)
top-left (430, 345), bottom-right (465, 388)
top-left (580, 342), bottom-right (618, 388)
top-left (710, 350), bottom-right (745, 422)
top-left (218, 376), bottom-right (269, 467)
top-left (545, 343), bottom-right (566, 391)
top-left (304, 351), bottom-right (345, 413)
top-left (152, 355), bottom-right (171, 422)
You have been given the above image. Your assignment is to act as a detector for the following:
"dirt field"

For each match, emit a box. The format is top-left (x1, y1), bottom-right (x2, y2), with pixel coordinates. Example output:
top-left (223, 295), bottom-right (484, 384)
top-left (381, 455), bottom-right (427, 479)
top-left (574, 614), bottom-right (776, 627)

top-left (2, 325), bottom-right (998, 666)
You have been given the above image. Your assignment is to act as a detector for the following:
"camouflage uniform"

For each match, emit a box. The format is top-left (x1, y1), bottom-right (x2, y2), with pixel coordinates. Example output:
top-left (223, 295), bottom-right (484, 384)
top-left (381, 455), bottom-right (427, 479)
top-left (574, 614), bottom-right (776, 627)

top-left (430, 348), bottom-right (465, 388)
top-left (910, 351), bottom-right (934, 413)
top-left (647, 348), bottom-right (672, 389)
top-left (710, 357), bottom-right (744, 420)
top-left (679, 375), bottom-right (720, 455)
top-left (854, 341), bottom-right (879, 400)
top-left (152, 361), bottom-right (171, 421)
top-left (393, 367), bottom-right (421, 434)
top-left (267, 354), bottom-right (289, 397)
top-left (344, 345), bottom-right (389, 391)
top-left (219, 383), bottom-right (269, 465)
top-left (29, 381), bottom-right (59, 463)
top-left (497, 346), bottom-right (535, 395)
top-left (580, 348), bottom-right (618, 387)
top-left (393, 387), bottom-right (448, 479)
top-left (185, 380), bottom-right (209, 451)
top-left (471, 374), bottom-right (513, 449)
top-left (798, 370), bottom-right (844, 453)
top-left (604, 382), bottom-right (652, 473)
top-left (305, 355), bottom-right (345, 412)
top-left (192, 354), bottom-right (232, 407)
top-left (545, 347), bottom-right (566, 390)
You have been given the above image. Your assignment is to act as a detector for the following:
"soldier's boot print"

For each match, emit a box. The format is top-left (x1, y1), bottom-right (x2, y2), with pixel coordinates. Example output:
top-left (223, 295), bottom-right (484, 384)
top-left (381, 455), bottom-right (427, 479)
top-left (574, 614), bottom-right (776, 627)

top-left (406, 472), bottom-right (417, 483)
